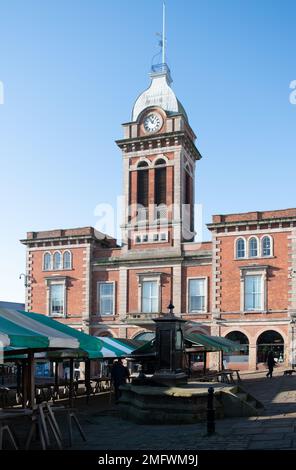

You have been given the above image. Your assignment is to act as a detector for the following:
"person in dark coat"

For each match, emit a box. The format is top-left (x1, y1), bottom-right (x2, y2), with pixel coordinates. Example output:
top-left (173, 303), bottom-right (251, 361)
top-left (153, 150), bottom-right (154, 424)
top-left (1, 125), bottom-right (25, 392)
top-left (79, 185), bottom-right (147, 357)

top-left (111, 359), bottom-right (130, 402)
top-left (266, 350), bottom-right (276, 378)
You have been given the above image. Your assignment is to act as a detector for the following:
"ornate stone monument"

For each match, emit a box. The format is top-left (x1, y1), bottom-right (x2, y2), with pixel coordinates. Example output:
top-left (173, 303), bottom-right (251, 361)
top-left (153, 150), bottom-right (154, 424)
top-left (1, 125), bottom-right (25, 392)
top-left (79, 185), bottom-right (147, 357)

top-left (151, 302), bottom-right (187, 386)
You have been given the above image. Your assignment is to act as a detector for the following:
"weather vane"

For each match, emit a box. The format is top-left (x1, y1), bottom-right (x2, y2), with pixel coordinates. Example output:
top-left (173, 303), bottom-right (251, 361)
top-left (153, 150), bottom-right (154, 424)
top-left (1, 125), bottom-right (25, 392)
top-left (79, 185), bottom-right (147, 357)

top-left (155, 2), bottom-right (166, 64)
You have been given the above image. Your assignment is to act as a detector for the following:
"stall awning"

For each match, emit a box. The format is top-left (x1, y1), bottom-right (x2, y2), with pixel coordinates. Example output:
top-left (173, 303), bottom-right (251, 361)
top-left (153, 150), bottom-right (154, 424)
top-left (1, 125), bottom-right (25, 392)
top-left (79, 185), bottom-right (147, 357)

top-left (0, 309), bottom-right (147, 359)
top-left (0, 309), bottom-right (102, 357)
top-left (185, 333), bottom-right (240, 353)
top-left (96, 337), bottom-right (144, 358)
top-left (131, 332), bottom-right (241, 356)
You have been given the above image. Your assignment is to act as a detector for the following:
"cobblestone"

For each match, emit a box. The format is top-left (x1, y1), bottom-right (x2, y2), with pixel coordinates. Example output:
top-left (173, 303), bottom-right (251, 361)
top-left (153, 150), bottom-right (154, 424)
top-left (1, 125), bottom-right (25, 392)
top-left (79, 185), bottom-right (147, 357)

top-left (69, 371), bottom-right (296, 450)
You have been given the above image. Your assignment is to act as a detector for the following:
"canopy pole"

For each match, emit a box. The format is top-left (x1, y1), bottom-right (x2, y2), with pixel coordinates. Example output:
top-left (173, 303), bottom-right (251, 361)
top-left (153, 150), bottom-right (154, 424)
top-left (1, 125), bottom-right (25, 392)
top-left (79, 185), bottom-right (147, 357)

top-left (16, 362), bottom-right (21, 396)
top-left (203, 351), bottom-right (207, 375)
top-left (21, 360), bottom-right (27, 408)
top-left (85, 358), bottom-right (91, 404)
top-left (69, 358), bottom-right (74, 408)
top-left (27, 350), bottom-right (35, 408)
top-left (54, 360), bottom-right (59, 400)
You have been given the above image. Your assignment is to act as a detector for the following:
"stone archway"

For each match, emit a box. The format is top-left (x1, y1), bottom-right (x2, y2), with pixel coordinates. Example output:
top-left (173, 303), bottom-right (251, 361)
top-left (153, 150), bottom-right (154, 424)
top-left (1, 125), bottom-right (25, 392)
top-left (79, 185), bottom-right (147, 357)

top-left (224, 331), bottom-right (250, 369)
top-left (256, 330), bottom-right (285, 364)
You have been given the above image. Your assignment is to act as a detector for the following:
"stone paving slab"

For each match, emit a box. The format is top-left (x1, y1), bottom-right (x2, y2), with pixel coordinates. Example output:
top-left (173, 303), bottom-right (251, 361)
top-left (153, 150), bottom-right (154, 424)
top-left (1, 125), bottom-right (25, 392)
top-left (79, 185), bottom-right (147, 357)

top-left (64, 372), bottom-right (296, 450)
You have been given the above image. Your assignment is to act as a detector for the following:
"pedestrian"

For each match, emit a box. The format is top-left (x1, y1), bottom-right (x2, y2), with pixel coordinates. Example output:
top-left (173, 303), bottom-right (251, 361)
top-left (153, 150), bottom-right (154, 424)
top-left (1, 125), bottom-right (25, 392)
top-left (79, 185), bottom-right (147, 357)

top-left (266, 350), bottom-right (276, 378)
top-left (111, 358), bottom-right (130, 403)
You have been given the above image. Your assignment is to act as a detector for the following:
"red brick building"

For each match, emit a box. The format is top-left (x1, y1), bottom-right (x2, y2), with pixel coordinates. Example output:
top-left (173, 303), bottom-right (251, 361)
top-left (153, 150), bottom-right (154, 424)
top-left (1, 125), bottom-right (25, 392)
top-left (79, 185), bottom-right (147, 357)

top-left (21, 63), bottom-right (296, 371)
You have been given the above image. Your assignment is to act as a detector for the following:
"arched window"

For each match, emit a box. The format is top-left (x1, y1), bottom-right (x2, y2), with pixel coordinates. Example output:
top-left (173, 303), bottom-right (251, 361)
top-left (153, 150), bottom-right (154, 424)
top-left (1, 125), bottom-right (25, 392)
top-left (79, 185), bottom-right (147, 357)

top-left (53, 252), bottom-right (62, 270)
top-left (137, 160), bottom-right (149, 168)
top-left (236, 238), bottom-right (245, 258)
top-left (249, 237), bottom-right (258, 257)
top-left (154, 158), bottom-right (166, 166)
top-left (257, 330), bottom-right (284, 363)
top-left (137, 166), bottom-right (149, 207)
top-left (225, 331), bottom-right (249, 365)
top-left (262, 236), bottom-right (272, 257)
top-left (63, 251), bottom-right (72, 270)
top-left (133, 331), bottom-right (155, 342)
top-left (155, 166), bottom-right (166, 206)
top-left (43, 252), bottom-right (52, 271)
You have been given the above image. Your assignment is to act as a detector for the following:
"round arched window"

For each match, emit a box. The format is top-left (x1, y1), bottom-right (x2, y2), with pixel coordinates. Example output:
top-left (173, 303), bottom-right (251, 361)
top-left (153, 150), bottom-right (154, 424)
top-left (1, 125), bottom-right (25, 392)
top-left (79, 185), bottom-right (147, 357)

top-left (257, 330), bottom-right (284, 363)
top-left (224, 331), bottom-right (249, 365)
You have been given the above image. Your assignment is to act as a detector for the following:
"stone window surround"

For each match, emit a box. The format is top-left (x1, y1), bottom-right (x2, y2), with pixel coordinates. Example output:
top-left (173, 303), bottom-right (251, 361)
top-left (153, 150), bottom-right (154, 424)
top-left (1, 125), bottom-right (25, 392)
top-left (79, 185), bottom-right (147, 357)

top-left (186, 276), bottom-right (208, 314)
top-left (43, 249), bottom-right (73, 272)
top-left (234, 235), bottom-right (273, 260)
top-left (137, 272), bottom-right (162, 314)
top-left (240, 265), bottom-right (268, 313)
top-left (96, 281), bottom-right (116, 316)
top-left (130, 154), bottom-right (171, 171)
top-left (45, 276), bottom-right (68, 318)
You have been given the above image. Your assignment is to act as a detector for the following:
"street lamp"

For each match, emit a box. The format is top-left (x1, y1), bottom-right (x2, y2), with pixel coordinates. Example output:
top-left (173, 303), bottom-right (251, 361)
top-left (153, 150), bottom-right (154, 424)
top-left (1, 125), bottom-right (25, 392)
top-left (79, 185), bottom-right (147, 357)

top-left (19, 273), bottom-right (30, 288)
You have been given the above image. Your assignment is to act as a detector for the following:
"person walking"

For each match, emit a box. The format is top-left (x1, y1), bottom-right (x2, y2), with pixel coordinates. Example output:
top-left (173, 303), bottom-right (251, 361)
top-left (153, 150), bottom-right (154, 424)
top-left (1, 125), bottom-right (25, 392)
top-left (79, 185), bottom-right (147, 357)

top-left (266, 350), bottom-right (276, 378)
top-left (111, 359), bottom-right (130, 403)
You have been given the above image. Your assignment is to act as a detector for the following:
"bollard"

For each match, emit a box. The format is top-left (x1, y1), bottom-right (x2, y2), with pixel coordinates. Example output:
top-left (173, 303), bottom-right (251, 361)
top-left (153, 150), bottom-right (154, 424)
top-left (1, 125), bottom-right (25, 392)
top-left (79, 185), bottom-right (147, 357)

top-left (207, 386), bottom-right (216, 435)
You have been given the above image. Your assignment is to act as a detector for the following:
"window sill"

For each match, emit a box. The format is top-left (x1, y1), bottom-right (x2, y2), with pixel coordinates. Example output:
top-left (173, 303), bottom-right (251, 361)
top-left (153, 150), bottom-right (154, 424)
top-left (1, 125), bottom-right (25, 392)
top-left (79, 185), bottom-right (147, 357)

top-left (43, 268), bottom-right (73, 272)
top-left (49, 314), bottom-right (66, 318)
top-left (187, 311), bottom-right (208, 315)
top-left (242, 310), bottom-right (266, 314)
top-left (234, 256), bottom-right (274, 261)
top-left (97, 314), bottom-right (115, 317)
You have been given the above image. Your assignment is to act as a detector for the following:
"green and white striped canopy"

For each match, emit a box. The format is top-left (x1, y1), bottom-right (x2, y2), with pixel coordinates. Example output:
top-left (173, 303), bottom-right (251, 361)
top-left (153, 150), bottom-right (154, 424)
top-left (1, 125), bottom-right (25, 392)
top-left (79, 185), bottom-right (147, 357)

top-left (0, 309), bottom-right (143, 359)
top-left (0, 308), bottom-right (101, 356)
top-left (97, 337), bottom-right (143, 358)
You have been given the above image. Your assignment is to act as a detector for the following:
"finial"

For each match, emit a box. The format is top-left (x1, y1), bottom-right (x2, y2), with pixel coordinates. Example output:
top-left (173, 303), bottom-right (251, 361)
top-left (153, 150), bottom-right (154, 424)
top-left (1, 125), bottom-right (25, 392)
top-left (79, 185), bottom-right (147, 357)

top-left (167, 301), bottom-right (175, 316)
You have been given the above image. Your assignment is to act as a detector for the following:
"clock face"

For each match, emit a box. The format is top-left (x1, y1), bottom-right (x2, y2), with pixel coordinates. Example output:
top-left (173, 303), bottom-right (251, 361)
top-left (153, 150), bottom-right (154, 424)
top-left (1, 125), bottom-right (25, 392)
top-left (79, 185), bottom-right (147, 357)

top-left (143, 113), bottom-right (162, 133)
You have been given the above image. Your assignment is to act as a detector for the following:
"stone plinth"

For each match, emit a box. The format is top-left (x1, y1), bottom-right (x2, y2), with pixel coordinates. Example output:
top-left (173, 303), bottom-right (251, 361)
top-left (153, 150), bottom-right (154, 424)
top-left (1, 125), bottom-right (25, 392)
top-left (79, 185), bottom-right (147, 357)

top-left (119, 382), bottom-right (225, 425)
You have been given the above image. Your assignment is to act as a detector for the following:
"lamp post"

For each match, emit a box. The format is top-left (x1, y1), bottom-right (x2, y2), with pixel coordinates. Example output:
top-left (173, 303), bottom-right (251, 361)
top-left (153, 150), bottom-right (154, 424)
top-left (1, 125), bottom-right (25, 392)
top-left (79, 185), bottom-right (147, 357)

top-left (19, 273), bottom-right (30, 288)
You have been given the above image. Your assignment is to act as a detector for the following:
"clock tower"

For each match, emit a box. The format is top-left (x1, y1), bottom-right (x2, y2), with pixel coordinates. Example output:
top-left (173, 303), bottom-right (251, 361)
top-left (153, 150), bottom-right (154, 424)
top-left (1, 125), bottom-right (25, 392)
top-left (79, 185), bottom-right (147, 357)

top-left (116, 62), bottom-right (202, 257)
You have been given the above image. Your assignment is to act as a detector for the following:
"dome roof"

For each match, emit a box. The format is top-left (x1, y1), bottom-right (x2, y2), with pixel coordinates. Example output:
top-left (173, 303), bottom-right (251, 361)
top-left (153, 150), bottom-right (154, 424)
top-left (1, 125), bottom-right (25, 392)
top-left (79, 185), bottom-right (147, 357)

top-left (132, 64), bottom-right (188, 122)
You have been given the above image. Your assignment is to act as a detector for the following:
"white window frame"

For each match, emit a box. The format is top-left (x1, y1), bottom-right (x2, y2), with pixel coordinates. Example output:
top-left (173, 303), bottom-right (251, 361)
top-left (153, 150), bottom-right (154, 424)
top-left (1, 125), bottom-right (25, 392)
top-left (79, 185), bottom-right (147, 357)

top-left (248, 236), bottom-right (259, 258)
top-left (63, 250), bottom-right (72, 270)
top-left (97, 281), bottom-right (115, 316)
top-left (45, 278), bottom-right (67, 318)
top-left (261, 235), bottom-right (273, 257)
top-left (53, 251), bottom-right (62, 271)
top-left (235, 237), bottom-right (246, 259)
top-left (240, 267), bottom-right (267, 313)
top-left (43, 252), bottom-right (52, 271)
top-left (187, 277), bottom-right (208, 313)
top-left (137, 273), bottom-right (161, 314)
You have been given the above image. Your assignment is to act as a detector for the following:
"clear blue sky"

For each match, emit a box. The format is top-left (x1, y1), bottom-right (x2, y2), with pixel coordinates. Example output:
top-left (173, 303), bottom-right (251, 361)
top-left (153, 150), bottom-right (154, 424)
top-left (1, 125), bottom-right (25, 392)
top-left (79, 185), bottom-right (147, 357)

top-left (0, 0), bottom-right (295, 302)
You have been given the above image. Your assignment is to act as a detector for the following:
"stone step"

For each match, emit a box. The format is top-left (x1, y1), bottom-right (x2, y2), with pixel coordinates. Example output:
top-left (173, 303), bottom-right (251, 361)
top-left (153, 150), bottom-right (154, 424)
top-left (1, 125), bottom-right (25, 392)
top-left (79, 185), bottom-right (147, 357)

top-left (247, 399), bottom-right (258, 409)
top-left (236, 392), bottom-right (248, 401)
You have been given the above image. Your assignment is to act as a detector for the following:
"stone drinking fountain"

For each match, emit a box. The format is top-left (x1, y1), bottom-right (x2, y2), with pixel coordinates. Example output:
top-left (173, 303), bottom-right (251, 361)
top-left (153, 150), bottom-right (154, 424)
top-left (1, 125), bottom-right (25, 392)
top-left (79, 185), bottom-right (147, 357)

top-left (119, 303), bottom-right (263, 424)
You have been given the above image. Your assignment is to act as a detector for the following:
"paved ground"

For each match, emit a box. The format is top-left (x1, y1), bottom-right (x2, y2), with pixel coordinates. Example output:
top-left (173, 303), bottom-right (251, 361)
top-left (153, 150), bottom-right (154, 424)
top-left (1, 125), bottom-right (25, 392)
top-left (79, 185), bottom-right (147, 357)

top-left (69, 370), bottom-right (296, 450)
